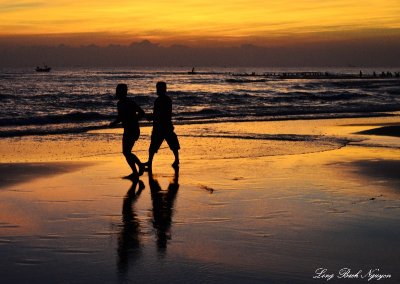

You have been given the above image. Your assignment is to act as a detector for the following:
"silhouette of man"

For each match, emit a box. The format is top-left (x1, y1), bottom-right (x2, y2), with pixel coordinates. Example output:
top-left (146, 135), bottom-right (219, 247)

top-left (110, 83), bottom-right (145, 178)
top-left (145, 82), bottom-right (180, 170)
top-left (148, 168), bottom-right (179, 254)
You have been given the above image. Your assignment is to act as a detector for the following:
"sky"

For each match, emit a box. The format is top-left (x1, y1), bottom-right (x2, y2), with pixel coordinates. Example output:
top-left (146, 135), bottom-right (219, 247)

top-left (1, 0), bottom-right (399, 66)
top-left (1, 0), bottom-right (400, 46)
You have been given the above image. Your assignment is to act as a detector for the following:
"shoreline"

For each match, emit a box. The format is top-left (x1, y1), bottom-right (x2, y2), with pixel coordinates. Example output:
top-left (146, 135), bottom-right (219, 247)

top-left (1, 112), bottom-right (399, 138)
top-left (0, 116), bottom-right (400, 189)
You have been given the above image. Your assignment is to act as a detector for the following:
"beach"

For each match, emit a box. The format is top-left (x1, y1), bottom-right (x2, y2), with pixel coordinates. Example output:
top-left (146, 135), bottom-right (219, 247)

top-left (1, 116), bottom-right (399, 283)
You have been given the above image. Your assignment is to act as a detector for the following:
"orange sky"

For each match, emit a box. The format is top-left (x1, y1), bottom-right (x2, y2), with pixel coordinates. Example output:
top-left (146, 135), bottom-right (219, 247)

top-left (1, 0), bottom-right (400, 46)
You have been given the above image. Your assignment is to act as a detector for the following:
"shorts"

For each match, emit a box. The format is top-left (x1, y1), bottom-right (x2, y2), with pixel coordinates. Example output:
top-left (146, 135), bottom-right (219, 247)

top-left (122, 129), bottom-right (139, 155)
top-left (149, 130), bottom-right (180, 153)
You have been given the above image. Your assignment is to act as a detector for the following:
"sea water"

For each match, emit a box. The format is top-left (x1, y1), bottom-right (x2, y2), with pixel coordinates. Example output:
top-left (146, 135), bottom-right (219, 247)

top-left (0, 67), bottom-right (399, 137)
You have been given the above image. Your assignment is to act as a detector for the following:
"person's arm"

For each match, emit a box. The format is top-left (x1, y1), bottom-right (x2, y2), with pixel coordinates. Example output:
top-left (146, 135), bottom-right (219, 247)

top-left (166, 97), bottom-right (173, 121)
top-left (145, 113), bottom-right (154, 121)
top-left (136, 104), bottom-right (145, 121)
top-left (109, 102), bottom-right (122, 126)
top-left (109, 117), bottom-right (120, 127)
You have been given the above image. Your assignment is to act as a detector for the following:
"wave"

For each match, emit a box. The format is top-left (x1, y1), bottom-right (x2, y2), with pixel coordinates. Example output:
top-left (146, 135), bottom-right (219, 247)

top-left (0, 112), bottom-right (112, 126)
top-left (179, 133), bottom-right (354, 157)
top-left (328, 79), bottom-right (399, 89)
top-left (0, 124), bottom-right (110, 138)
top-left (2, 102), bottom-right (399, 128)
top-left (0, 93), bottom-right (15, 99)
top-left (182, 132), bottom-right (344, 142)
top-left (270, 91), bottom-right (369, 102)
top-left (226, 78), bottom-right (269, 83)
top-left (0, 111), bottom-right (396, 138)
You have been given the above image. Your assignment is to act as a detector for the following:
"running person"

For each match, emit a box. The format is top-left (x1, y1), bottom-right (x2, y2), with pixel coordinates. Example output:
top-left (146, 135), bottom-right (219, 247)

top-left (110, 83), bottom-right (145, 178)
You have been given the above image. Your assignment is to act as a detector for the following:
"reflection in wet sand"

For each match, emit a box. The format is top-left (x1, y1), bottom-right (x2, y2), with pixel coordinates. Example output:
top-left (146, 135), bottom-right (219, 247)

top-left (117, 168), bottom-right (179, 276)
top-left (117, 178), bottom-right (144, 275)
top-left (149, 169), bottom-right (180, 255)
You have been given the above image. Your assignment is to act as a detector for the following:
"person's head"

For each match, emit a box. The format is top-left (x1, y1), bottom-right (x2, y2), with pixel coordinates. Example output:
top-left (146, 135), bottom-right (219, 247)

top-left (156, 81), bottom-right (167, 96)
top-left (116, 83), bottom-right (128, 99)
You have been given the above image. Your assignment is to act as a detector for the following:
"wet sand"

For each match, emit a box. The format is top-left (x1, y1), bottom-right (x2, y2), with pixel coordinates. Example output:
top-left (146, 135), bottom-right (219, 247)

top-left (0, 162), bottom-right (91, 188)
top-left (0, 116), bottom-right (399, 283)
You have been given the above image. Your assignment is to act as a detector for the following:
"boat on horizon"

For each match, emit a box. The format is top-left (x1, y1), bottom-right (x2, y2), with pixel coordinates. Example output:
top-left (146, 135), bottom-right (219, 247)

top-left (35, 65), bottom-right (51, 72)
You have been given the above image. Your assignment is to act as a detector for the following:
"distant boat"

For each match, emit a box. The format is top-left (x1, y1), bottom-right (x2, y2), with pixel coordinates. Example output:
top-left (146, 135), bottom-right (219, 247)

top-left (35, 65), bottom-right (51, 72)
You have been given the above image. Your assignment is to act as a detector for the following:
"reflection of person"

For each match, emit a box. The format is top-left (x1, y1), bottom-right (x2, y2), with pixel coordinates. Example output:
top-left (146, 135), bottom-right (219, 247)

top-left (145, 82), bottom-right (180, 170)
top-left (110, 84), bottom-right (145, 178)
top-left (117, 178), bottom-right (145, 275)
top-left (148, 168), bottom-right (179, 254)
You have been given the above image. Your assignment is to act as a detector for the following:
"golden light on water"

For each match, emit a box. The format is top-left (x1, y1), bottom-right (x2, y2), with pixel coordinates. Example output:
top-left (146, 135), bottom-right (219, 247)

top-left (1, 0), bottom-right (399, 45)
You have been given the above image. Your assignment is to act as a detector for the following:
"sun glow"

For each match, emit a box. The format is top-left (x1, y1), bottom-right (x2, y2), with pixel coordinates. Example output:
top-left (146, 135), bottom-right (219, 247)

top-left (1, 0), bottom-right (399, 45)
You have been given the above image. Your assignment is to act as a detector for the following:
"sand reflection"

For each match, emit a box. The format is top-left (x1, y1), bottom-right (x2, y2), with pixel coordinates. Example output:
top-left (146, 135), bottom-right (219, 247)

top-left (117, 168), bottom-right (179, 275)
top-left (117, 178), bottom-right (144, 274)
top-left (148, 168), bottom-right (180, 255)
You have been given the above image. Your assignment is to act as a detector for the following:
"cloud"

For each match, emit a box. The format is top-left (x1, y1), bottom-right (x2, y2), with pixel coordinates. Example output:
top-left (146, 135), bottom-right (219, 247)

top-left (1, 36), bottom-right (399, 68)
top-left (0, 1), bottom-right (44, 12)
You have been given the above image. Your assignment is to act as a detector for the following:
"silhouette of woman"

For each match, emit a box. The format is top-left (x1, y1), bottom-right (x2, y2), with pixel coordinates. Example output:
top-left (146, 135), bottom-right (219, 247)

top-left (110, 84), bottom-right (145, 178)
top-left (117, 178), bottom-right (145, 275)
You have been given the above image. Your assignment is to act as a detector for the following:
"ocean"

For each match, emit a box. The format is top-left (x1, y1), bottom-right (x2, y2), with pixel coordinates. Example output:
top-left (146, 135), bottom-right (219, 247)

top-left (1, 67), bottom-right (399, 137)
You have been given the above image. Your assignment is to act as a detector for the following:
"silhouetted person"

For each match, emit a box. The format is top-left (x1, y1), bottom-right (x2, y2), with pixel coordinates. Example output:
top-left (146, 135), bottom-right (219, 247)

top-left (117, 178), bottom-right (145, 275)
top-left (110, 84), bottom-right (145, 178)
top-left (145, 82), bottom-right (180, 170)
top-left (148, 168), bottom-right (179, 255)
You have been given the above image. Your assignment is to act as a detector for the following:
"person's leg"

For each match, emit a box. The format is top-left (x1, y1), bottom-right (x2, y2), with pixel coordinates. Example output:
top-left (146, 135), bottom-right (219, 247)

top-left (146, 131), bottom-right (163, 170)
top-left (165, 131), bottom-right (180, 168)
top-left (122, 132), bottom-right (141, 176)
top-left (172, 149), bottom-right (179, 169)
top-left (146, 150), bottom-right (155, 169)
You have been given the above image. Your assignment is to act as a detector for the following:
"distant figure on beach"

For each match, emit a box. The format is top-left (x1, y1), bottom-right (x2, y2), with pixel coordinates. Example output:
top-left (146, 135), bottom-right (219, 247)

top-left (110, 83), bottom-right (145, 178)
top-left (188, 67), bottom-right (196, 74)
top-left (145, 82), bottom-right (180, 170)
